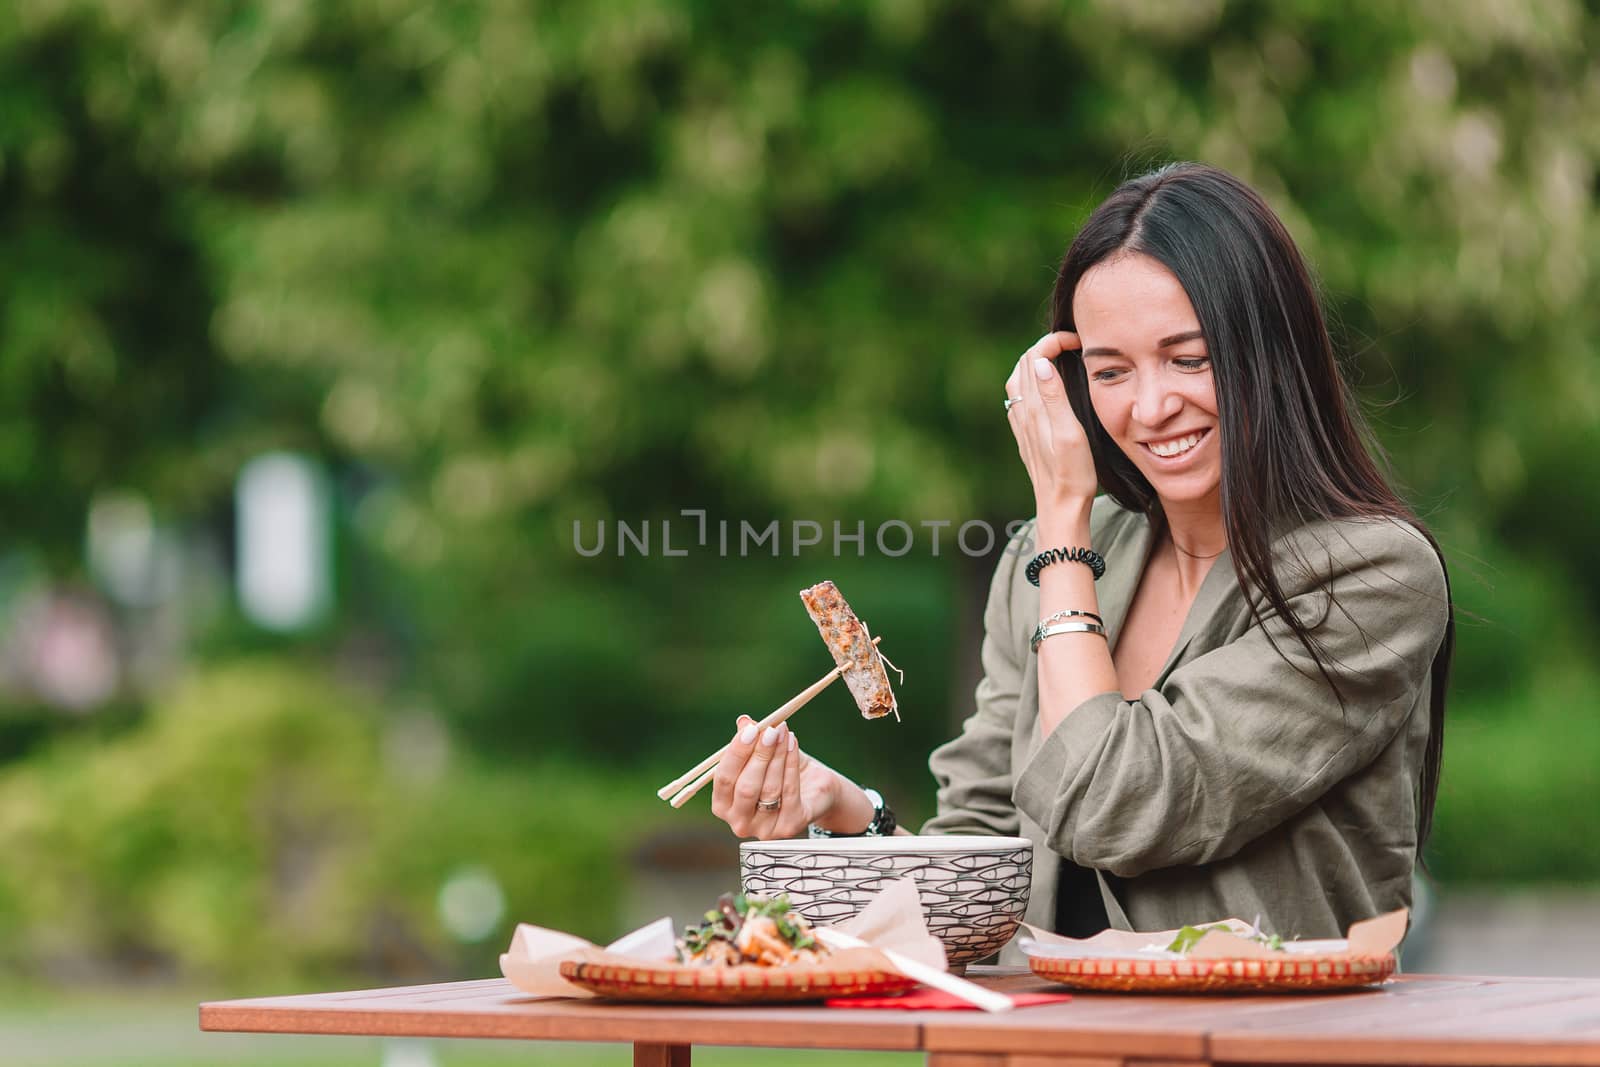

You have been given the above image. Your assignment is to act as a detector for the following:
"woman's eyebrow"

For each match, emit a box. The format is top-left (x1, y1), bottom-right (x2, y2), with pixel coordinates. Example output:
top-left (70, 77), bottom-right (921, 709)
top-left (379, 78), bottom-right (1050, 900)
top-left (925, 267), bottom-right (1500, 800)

top-left (1081, 329), bottom-right (1206, 357)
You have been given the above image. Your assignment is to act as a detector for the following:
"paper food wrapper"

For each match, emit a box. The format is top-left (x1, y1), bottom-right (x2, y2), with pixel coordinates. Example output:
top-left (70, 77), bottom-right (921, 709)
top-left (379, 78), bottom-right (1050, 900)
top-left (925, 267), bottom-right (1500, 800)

top-left (1019, 907), bottom-right (1408, 962)
top-left (499, 876), bottom-right (946, 998)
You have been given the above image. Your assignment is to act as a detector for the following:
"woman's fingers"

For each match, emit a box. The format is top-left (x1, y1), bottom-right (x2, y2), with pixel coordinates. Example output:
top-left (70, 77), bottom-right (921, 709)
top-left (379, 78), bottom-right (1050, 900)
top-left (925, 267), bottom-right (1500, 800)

top-left (750, 724), bottom-right (790, 838)
top-left (1028, 351), bottom-right (1060, 453)
top-left (1032, 329), bottom-right (1080, 362)
top-left (1019, 334), bottom-right (1056, 443)
top-left (1007, 356), bottom-right (1036, 469)
top-left (1008, 332), bottom-right (1076, 447)
top-left (1030, 333), bottom-right (1083, 433)
top-left (710, 719), bottom-right (817, 841)
top-left (710, 716), bottom-right (758, 823)
top-left (1005, 364), bottom-right (1028, 454)
top-left (1013, 350), bottom-right (1050, 478)
top-left (1013, 332), bottom-right (1080, 410)
top-left (1007, 330), bottom-right (1094, 503)
top-left (730, 722), bottom-right (784, 836)
top-left (770, 729), bottom-right (807, 838)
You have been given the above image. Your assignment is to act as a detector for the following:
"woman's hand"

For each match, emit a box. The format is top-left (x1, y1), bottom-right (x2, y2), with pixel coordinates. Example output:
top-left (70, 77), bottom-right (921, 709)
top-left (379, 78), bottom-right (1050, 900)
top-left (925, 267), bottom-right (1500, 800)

top-left (709, 716), bottom-right (842, 840)
top-left (1005, 331), bottom-right (1098, 514)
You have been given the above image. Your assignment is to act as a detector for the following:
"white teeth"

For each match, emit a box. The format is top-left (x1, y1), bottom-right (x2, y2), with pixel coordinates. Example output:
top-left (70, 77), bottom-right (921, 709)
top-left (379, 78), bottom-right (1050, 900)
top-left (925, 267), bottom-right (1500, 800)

top-left (1147, 431), bottom-right (1203, 458)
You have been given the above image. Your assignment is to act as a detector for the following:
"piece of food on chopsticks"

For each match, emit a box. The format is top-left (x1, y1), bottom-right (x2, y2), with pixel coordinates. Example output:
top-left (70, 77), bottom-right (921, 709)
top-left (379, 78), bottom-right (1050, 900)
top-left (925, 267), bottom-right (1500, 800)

top-left (677, 892), bottom-right (831, 968)
top-left (656, 579), bottom-right (901, 807)
top-left (800, 580), bottom-right (900, 720)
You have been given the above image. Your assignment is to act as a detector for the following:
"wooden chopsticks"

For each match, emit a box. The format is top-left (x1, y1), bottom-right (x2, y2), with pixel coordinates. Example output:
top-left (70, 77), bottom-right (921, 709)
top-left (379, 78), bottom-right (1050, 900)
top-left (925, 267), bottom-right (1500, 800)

top-left (657, 636), bottom-right (879, 809)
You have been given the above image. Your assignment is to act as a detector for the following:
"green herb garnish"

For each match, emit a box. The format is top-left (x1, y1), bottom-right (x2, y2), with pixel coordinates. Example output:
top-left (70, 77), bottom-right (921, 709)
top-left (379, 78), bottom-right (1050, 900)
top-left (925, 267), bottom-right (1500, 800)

top-left (1166, 924), bottom-right (1230, 953)
top-left (675, 891), bottom-right (820, 963)
top-left (1166, 923), bottom-right (1285, 954)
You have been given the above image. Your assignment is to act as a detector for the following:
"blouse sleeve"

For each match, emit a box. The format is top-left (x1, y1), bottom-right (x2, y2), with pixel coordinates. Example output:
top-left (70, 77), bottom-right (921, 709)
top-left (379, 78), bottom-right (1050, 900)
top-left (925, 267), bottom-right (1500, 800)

top-left (920, 522), bottom-right (1033, 837)
top-left (1012, 518), bottom-right (1449, 878)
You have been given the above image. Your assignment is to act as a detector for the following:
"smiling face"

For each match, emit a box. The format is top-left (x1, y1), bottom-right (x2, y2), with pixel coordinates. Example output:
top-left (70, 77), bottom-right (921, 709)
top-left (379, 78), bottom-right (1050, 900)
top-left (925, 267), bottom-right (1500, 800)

top-left (1072, 252), bottom-right (1222, 510)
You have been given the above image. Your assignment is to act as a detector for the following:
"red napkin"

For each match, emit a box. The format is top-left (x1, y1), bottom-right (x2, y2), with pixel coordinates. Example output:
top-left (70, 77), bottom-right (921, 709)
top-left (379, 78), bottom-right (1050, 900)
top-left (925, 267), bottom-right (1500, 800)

top-left (825, 990), bottom-right (1071, 1011)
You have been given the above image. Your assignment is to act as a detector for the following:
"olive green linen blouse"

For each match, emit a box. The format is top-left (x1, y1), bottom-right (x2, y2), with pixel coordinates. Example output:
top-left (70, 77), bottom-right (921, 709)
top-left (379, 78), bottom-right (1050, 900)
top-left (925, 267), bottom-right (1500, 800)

top-left (921, 496), bottom-right (1450, 941)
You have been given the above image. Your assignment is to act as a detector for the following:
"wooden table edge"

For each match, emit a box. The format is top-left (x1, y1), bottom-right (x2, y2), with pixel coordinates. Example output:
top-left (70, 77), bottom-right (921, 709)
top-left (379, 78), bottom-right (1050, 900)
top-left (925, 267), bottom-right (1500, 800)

top-left (920, 1022), bottom-right (1208, 1060)
top-left (1208, 1031), bottom-right (1600, 1067)
top-left (198, 1000), bottom-right (924, 1051)
top-left (198, 973), bottom-right (1600, 1065)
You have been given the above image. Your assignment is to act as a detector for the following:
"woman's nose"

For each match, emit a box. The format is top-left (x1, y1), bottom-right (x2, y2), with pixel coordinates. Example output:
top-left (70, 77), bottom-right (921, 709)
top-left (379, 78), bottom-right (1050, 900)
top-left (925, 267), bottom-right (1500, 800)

top-left (1132, 376), bottom-right (1183, 426)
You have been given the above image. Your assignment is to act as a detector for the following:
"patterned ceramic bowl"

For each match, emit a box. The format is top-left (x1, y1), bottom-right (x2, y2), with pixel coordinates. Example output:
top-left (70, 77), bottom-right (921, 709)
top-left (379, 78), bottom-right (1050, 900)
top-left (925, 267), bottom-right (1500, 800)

top-left (739, 834), bottom-right (1033, 968)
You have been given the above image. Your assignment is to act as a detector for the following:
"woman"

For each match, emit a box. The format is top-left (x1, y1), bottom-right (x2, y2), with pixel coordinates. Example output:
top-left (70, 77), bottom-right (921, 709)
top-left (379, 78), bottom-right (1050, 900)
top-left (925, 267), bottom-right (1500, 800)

top-left (709, 162), bottom-right (1454, 941)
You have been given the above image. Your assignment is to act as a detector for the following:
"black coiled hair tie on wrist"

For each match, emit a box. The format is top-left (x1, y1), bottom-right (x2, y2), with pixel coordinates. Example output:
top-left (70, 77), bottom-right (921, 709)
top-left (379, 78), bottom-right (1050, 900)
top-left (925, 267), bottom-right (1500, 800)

top-left (1025, 546), bottom-right (1107, 586)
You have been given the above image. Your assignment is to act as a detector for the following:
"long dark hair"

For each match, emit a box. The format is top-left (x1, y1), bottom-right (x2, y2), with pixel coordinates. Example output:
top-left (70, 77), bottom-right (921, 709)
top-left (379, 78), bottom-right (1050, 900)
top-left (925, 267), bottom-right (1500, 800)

top-left (1050, 162), bottom-right (1455, 850)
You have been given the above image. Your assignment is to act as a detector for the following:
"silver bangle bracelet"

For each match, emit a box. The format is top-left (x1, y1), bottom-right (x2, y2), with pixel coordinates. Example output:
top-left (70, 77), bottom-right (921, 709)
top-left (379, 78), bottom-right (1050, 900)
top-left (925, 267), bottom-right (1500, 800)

top-left (1039, 608), bottom-right (1103, 628)
top-left (1030, 620), bottom-right (1108, 652)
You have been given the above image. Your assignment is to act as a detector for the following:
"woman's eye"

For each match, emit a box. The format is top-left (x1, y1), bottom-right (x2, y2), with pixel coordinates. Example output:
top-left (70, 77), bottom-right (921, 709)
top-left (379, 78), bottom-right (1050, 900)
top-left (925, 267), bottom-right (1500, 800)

top-left (1089, 368), bottom-right (1125, 382)
top-left (1174, 356), bottom-right (1211, 371)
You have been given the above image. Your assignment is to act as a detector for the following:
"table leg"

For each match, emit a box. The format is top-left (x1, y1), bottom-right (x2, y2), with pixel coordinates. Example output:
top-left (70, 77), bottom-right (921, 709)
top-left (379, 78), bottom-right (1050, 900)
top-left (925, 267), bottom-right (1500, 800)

top-left (634, 1042), bottom-right (690, 1067)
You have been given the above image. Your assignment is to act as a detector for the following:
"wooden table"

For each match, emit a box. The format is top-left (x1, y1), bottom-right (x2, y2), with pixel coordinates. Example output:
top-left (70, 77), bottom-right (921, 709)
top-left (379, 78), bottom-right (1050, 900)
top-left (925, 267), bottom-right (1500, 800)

top-left (200, 968), bottom-right (1600, 1066)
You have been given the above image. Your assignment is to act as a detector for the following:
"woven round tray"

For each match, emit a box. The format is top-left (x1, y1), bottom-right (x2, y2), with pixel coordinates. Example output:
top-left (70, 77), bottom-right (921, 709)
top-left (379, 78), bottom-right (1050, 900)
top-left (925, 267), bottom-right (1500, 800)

top-left (558, 959), bottom-right (921, 1004)
top-left (1028, 953), bottom-right (1396, 994)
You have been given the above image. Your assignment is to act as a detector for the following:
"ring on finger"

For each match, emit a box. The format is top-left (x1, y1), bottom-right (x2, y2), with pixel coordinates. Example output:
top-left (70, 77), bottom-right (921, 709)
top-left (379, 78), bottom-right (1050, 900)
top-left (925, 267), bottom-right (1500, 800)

top-left (1004, 396), bottom-right (1022, 412)
top-left (756, 798), bottom-right (781, 811)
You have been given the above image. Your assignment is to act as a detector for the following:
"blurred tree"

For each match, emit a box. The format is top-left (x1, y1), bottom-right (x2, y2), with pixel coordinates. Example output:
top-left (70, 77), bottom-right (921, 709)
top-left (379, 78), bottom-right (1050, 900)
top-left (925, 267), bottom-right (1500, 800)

top-left (0, 10), bottom-right (231, 562)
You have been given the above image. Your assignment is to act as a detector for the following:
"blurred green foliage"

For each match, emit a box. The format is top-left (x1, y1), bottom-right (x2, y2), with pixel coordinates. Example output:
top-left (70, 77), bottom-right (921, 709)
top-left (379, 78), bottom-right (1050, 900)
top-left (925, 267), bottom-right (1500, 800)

top-left (1434, 670), bottom-right (1600, 883)
top-left (0, 0), bottom-right (1597, 985)
top-left (0, 661), bottom-right (651, 982)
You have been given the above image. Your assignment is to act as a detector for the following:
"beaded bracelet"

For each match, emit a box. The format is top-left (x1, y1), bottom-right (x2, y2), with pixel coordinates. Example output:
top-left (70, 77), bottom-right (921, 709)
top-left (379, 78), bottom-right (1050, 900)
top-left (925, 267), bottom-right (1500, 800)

top-left (1025, 545), bottom-right (1106, 586)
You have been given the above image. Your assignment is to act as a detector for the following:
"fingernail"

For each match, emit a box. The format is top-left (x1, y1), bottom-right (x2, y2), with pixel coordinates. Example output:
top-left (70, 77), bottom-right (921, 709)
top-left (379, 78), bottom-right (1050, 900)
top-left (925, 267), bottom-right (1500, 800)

top-left (1033, 357), bottom-right (1053, 380)
top-left (741, 725), bottom-right (758, 744)
top-left (761, 727), bottom-right (779, 747)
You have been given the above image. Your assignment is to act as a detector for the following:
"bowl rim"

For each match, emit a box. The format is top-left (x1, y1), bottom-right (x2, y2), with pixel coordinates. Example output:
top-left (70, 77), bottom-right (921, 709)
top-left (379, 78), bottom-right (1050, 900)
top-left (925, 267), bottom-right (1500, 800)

top-left (738, 834), bottom-right (1031, 854)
